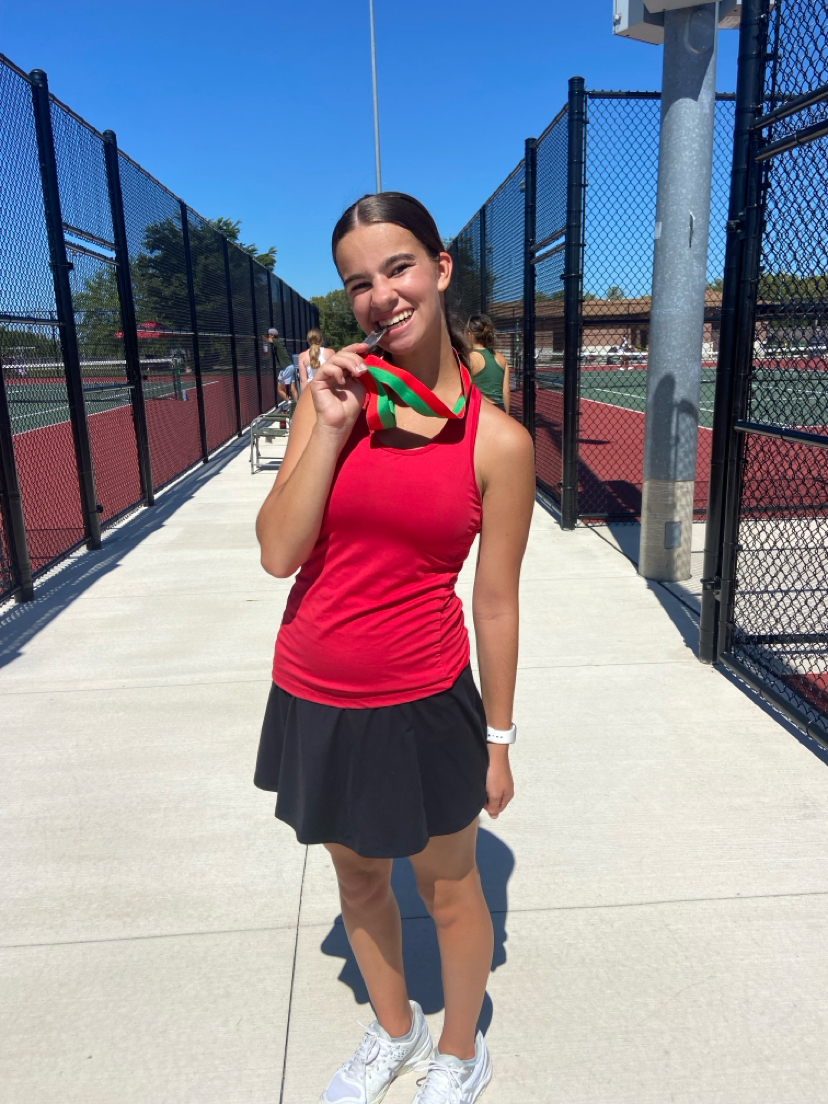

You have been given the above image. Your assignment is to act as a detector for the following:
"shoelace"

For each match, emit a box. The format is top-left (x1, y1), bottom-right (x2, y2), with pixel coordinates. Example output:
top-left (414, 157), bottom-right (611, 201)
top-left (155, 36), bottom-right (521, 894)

top-left (340, 1021), bottom-right (402, 1089)
top-left (414, 1058), bottom-right (466, 1103)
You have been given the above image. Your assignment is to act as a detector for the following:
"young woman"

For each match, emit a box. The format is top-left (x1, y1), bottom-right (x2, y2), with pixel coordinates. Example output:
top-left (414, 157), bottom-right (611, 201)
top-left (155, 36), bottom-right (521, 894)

top-left (466, 314), bottom-right (510, 414)
top-left (298, 327), bottom-right (336, 391)
top-left (255, 193), bottom-right (534, 1104)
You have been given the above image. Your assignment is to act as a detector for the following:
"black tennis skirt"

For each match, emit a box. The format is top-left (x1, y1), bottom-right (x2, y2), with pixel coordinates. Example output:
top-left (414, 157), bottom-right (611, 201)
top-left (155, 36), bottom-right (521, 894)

top-left (254, 665), bottom-right (489, 858)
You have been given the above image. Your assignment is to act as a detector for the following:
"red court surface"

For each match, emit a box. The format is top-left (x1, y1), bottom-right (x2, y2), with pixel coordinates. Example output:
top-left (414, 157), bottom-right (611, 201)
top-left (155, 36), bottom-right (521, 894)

top-left (534, 390), bottom-right (713, 517)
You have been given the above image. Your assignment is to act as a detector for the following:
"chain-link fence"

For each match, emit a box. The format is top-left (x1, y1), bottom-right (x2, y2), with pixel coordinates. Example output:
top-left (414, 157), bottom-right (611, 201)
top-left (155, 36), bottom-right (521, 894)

top-left (449, 85), bottom-right (735, 526)
top-left (700, 0), bottom-right (828, 743)
top-left (0, 55), bottom-right (317, 603)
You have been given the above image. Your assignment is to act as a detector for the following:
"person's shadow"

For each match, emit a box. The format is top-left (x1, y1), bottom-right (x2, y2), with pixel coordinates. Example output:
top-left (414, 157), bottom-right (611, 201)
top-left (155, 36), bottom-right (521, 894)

top-left (319, 827), bottom-right (514, 1036)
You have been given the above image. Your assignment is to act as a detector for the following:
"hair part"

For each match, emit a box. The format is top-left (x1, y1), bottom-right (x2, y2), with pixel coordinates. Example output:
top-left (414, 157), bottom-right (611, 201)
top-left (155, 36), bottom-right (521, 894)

top-left (306, 328), bottom-right (324, 371)
top-left (467, 314), bottom-right (496, 352)
top-left (331, 192), bottom-right (469, 366)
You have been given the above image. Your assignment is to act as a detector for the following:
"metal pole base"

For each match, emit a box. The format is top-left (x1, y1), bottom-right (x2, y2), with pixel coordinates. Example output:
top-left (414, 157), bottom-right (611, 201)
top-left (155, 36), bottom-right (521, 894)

top-left (639, 478), bottom-right (694, 580)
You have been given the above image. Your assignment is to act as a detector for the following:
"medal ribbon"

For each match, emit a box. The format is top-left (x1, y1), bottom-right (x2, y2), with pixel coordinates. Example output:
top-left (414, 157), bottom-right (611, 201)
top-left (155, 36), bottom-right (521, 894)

top-left (361, 352), bottom-right (471, 432)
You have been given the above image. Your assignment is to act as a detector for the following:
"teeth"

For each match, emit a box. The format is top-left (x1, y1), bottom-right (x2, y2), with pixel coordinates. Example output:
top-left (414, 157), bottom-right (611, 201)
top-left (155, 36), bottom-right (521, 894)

top-left (379, 310), bottom-right (413, 330)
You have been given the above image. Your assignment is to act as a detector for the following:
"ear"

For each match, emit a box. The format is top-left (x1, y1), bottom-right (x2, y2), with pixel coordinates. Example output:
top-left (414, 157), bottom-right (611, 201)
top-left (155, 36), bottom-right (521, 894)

top-left (436, 251), bottom-right (453, 293)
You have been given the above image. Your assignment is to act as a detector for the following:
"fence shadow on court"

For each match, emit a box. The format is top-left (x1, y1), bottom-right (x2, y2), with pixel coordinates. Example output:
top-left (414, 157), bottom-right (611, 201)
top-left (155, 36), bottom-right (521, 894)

top-left (320, 827), bottom-right (515, 1035)
top-left (0, 436), bottom-right (247, 670)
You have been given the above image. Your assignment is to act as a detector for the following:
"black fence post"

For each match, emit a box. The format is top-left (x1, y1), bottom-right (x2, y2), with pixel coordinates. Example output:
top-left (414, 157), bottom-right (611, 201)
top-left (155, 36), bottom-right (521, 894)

top-left (102, 129), bottom-right (154, 506)
top-left (266, 271), bottom-right (279, 398)
top-left (278, 277), bottom-right (287, 340)
top-left (180, 202), bottom-right (209, 461)
top-left (29, 69), bottom-right (102, 550)
top-left (248, 255), bottom-right (264, 414)
top-left (479, 204), bottom-right (488, 315)
top-left (699, 0), bottom-right (765, 663)
top-left (561, 76), bottom-right (587, 530)
top-left (522, 137), bottom-right (537, 440)
top-left (716, 0), bottom-right (769, 663)
top-left (221, 236), bottom-right (242, 436)
top-left (0, 369), bottom-right (34, 601)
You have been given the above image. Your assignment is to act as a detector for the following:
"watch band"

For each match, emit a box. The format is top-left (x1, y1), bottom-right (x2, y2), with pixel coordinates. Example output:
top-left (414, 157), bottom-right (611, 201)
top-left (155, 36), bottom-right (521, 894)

top-left (486, 723), bottom-right (517, 745)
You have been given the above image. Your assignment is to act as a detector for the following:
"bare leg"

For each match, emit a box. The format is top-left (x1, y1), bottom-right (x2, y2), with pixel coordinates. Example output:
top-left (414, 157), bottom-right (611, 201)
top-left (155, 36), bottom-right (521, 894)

top-left (410, 820), bottom-right (493, 1060)
top-left (325, 843), bottom-right (413, 1039)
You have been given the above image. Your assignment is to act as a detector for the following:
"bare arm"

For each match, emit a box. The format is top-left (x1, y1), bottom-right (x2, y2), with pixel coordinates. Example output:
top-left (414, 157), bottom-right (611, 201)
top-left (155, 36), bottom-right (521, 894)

top-left (255, 344), bottom-right (368, 577)
top-left (297, 351), bottom-right (309, 391)
top-left (472, 405), bottom-right (535, 816)
top-left (496, 352), bottom-right (511, 415)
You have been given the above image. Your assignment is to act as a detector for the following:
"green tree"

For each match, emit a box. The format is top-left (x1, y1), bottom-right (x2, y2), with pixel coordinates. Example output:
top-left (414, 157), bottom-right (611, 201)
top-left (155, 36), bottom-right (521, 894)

top-left (311, 289), bottom-right (363, 349)
top-left (210, 216), bottom-right (277, 271)
top-left (606, 285), bottom-right (625, 300)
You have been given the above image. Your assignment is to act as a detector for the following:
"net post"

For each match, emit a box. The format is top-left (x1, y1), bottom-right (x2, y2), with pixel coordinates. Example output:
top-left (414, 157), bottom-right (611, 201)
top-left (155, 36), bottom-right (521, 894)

top-left (248, 254), bottom-right (264, 414)
top-left (562, 76), bottom-right (587, 530)
top-left (266, 270), bottom-right (279, 402)
top-left (716, 0), bottom-right (769, 663)
top-left (180, 202), bottom-right (209, 461)
top-left (699, 0), bottom-right (765, 663)
top-left (522, 137), bottom-right (538, 441)
top-left (102, 129), bottom-right (154, 506)
top-left (0, 367), bottom-right (34, 601)
top-left (221, 236), bottom-right (243, 436)
top-left (29, 68), bottom-right (102, 550)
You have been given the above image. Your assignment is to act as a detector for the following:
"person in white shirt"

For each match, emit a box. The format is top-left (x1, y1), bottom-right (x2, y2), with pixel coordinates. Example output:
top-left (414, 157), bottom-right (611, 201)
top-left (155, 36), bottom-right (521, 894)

top-left (298, 328), bottom-right (336, 391)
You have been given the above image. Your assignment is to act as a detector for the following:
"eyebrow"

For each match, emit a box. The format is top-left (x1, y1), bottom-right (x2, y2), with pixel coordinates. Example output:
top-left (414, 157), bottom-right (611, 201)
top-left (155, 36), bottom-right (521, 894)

top-left (343, 252), bottom-right (417, 287)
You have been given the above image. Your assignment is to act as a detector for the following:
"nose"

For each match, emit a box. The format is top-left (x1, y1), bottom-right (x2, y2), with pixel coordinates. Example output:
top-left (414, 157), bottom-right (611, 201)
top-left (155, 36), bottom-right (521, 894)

top-left (370, 274), bottom-right (397, 316)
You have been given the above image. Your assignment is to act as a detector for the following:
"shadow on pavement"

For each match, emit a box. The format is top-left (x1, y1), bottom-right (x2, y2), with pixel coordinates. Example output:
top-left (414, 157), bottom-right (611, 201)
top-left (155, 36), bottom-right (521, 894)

top-left (0, 437), bottom-right (247, 670)
top-left (320, 827), bottom-right (515, 1036)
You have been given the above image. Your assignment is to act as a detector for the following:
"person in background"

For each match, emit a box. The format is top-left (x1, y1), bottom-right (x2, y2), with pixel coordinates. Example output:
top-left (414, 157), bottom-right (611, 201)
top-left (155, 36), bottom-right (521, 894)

top-left (298, 328), bottom-right (336, 391)
top-left (466, 315), bottom-right (510, 414)
top-left (266, 328), bottom-right (298, 403)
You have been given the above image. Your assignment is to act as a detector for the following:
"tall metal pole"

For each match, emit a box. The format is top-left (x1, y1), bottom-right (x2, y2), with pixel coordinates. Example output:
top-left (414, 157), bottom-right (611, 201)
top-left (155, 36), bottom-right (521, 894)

top-left (248, 255), bottom-right (264, 414)
top-left (561, 76), bottom-right (587, 530)
top-left (266, 271), bottom-right (280, 401)
top-left (522, 138), bottom-right (538, 441)
top-left (369, 0), bottom-right (382, 193)
top-left (479, 205), bottom-right (487, 314)
top-left (102, 129), bottom-right (154, 506)
top-left (0, 368), bottom-right (34, 601)
top-left (180, 202), bottom-right (209, 461)
top-left (221, 235), bottom-right (243, 436)
top-left (639, 3), bottom-right (720, 581)
top-left (699, 0), bottom-right (765, 662)
top-left (30, 68), bottom-right (102, 550)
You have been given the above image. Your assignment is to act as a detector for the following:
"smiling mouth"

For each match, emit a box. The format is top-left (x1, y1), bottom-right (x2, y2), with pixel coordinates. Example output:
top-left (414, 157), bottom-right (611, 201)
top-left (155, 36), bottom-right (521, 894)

top-left (377, 309), bottom-right (413, 334)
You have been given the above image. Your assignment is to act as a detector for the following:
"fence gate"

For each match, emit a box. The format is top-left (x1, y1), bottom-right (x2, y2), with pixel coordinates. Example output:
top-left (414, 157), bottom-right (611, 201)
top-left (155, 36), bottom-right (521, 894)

top-left (700, 0), bottom-right (828, 745)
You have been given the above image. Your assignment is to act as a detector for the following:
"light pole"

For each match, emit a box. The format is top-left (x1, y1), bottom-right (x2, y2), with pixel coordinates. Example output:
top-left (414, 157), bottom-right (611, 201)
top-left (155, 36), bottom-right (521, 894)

top-left (369, 0), bottom-right (382, 193)
top-left (613, 1), bottom-right (740, 580)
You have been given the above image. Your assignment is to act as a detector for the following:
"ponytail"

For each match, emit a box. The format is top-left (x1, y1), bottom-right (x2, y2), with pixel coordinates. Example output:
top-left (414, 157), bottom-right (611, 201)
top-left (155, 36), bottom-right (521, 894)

top-left (306, 328), bottom-right (324, 371)
top-left (467, 313), bottom-right (496, 352)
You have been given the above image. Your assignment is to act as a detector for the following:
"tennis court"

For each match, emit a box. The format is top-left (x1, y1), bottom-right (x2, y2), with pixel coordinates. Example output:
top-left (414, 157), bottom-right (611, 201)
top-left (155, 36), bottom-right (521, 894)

top-left (6, 359), bottom-right (196, 434)
top-left (532, 358), bottom-right (826, 519)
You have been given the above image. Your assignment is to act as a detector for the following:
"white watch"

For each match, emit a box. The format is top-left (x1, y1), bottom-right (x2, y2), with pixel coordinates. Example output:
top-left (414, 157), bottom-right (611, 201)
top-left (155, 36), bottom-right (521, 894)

top-left (486, 723), bottom-right (517, 745)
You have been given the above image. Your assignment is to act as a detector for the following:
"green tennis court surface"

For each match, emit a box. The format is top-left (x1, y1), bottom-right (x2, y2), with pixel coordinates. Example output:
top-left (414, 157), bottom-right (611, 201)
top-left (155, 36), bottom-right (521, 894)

top-left (7, 373), bottom-right (194, 434)
top-left (536, 365), bottom-right (827, 430)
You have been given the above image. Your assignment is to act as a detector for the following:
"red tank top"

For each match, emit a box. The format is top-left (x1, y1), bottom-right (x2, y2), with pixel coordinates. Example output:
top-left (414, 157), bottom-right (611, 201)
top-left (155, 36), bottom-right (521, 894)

top-left (273, 386), bottom-right (483, 707)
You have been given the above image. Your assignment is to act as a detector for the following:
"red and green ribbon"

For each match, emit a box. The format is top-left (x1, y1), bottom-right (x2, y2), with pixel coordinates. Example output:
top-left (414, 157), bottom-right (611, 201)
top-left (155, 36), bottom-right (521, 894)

top-left (362, 353), bottom-right (471, 432)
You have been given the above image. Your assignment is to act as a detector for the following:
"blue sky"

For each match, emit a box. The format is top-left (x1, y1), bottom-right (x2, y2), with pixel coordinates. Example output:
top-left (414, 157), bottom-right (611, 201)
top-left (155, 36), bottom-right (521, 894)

top-left (2, 1), bottom-right (739, 300)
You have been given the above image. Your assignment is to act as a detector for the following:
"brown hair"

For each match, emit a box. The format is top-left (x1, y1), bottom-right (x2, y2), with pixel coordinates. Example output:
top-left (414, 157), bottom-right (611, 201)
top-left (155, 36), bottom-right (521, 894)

top-left (467, 314), bottom-right (496, 352)
top-left (306, 327), bottom-right (324, 371)
top-left (331, 192), bottom-right (470, 366)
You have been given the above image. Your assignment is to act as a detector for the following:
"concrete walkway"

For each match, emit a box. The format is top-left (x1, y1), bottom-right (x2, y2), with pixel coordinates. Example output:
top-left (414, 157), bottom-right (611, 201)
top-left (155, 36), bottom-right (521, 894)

top-left (2, 437), bottom-right (827, 1104)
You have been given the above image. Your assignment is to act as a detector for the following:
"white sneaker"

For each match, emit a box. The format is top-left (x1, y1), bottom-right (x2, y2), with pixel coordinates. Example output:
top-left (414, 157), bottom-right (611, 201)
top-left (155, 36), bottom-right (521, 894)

top-left (412, 1032), bottom-right (492, 1103)
top-left (321, 1000), bottom-right (433, 1104)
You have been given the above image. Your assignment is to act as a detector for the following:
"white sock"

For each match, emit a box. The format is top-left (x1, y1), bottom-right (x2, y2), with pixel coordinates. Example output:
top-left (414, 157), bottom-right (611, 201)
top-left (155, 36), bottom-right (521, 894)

top-left (434, 1049), bottom-right (477, 1080)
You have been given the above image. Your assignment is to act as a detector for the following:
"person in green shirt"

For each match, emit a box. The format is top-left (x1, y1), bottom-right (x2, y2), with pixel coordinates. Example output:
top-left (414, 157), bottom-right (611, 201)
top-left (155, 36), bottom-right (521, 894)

top-left (466, 314), bottom-right (511, 414)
